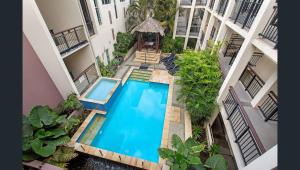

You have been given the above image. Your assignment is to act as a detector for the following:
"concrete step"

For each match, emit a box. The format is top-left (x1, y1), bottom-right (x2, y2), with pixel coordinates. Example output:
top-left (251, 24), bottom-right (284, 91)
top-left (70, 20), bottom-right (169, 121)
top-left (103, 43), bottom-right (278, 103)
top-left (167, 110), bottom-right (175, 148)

top-left (80, 116), bottom-right (106, 145)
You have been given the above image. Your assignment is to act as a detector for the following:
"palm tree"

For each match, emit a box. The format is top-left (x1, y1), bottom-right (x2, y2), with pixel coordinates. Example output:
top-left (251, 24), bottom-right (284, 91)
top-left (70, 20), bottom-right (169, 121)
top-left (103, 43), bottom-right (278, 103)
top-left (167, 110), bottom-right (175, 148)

top-left (153, 0), bottom-right (177, 33)
top-left (126, 0), bottom-right (153, 31)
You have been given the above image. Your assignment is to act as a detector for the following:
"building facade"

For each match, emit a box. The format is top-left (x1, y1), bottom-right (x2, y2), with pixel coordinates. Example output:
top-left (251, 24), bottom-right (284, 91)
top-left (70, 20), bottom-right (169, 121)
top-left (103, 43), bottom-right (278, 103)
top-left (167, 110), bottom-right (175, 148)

top-left (173, 0), bottom-right (278, 169)
top-left (23, 0), bottom-right (130, 103)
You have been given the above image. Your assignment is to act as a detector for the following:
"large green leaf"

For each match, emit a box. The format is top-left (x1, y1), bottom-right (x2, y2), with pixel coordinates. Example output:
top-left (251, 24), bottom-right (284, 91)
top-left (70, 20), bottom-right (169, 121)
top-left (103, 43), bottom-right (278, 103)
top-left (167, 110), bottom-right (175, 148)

top-left (64, 116), bottom-right (81, 132)
top-left (31, 138), bottom-right (56, 157)
top-left (48, 128), bottom-right (67, 138)
top-left (158, 148), bottom-right (175, 159)
top-left (22, 116), bottom-right (33, 138)
top-left (22, 152), bottom-right (39, 161)
top-left (45, 136), bottom-right (70, 146)
top-left (34, 129), bottom-right (54, 139)
top-left (187, 155), bottom-right (202, 165)
top-left (28, 106), bottom-right (58, 128)
top-left (205, 154), bottom-right (227, 170)
top-left (190, 143), bottom-right (206, 154)
top-left (22, 136), bottom-right (33, 151)
top-left (172, 134), bottom-right (184, 150)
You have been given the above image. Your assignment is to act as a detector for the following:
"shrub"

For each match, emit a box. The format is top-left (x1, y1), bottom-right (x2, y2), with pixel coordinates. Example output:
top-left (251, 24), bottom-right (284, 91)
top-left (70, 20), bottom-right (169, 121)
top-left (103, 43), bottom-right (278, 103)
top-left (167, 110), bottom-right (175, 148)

top-left (56, 93), bottom-right (83, 115)
top-left (176, 42), bottom-right (222, 124)
top-left (161, 35), bottom-right (184, 54)
top-left (113, 32), bottom-right (135, 57)
top-left (97, 59), bottom-right (117, 77)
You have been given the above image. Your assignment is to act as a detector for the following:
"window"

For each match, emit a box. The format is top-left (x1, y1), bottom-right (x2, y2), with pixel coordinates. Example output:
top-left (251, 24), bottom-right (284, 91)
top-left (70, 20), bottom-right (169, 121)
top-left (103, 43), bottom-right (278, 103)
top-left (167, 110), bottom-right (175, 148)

top-left (94, 0), bottom-right (102, 25)
top-left (108, 11), bottom-right (112, 24)
top-left (113, 0), bottom-right (118, 18)
top-left (120, 0), bottom-right (125, 2)
top-left (105, 49), bottom-right (110, 62)
top-left (102, 0), bottom-right (111, 4)
top-left (123, 7), bottom-right (126, 18)
top-left (210, 27), bottom-right (216, 39)
top-left (112, 29), bottom-right (115, 40)
top-left (79, 0), bottom-right (95, 36)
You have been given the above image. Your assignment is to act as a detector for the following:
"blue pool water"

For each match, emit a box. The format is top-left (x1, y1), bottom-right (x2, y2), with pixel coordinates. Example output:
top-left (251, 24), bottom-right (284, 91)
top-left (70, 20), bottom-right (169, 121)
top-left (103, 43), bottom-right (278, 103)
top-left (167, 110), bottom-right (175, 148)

top-left (86, 79), bottom-right (117, 101)
top-left (84, 80), bottom-right (169, 163)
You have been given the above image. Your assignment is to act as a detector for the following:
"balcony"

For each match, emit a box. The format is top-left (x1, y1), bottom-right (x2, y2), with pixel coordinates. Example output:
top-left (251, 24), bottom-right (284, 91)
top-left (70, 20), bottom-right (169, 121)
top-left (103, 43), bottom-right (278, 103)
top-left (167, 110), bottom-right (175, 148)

top-left (230, 0), bottom-right (263, 30)
top-left (199, 31), bottom-right (205, 45)
top-left (73, 64), bottom-right (99, 94)
top-left (51, 25), bottom-right (88, 55)
top-left (180, 0), bottom-right (193, 5)
top-left (240, 66), bottom-right (265, 98)
top-left (258, 91), bottom-right (278, 121)
top-left (216, 0), bottom-right (229, 16)
top-left (189, 26), bottom-right (201, 36)
top-left (196, 0), bottom-right (207, 6)
top-left (259, 6), bottom-right (278, 48)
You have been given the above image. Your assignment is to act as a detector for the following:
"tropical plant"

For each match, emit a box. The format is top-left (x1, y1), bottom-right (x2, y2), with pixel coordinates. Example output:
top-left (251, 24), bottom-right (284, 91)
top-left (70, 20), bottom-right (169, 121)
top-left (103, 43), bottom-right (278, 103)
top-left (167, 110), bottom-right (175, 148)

top-left (44, 146), bottom-right (78, 169)
top-left (161, 34), bottom-right (185, 54)
top-left (97, 60), bottom-right (117, 77)
top-left (126, 0), bottom-right (153, 31)
top-left (175, 42), bottom-right (222, 124)
top-left (22, 105), bottom-right (80, 164)
top-left (192, 126), bottom-right (203, 141)
top-left (158, 134), bottom-right (227, 170)
top-left (113, 32), bottom-right (135, 57)
top-left (208, 144), bottom-right (220, 157)
top-left (56, 93), bottom-right (83, 115)
top-left (153, 0), bottom-right (177, 33)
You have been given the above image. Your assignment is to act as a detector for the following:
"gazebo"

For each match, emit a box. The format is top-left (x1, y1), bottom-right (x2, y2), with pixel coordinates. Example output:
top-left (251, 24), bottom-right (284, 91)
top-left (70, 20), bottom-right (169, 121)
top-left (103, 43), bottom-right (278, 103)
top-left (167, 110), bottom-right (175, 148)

top-left (131, 17), bottom-right (165, 63)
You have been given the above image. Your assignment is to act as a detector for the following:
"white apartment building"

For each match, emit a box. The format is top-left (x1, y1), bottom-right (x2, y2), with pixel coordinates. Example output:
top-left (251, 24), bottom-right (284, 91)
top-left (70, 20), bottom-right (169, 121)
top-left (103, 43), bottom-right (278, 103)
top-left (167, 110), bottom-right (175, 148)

top-left (23, 0), bottom-right (130, 98)
top-left (173, 0), bottom-right (278, 169)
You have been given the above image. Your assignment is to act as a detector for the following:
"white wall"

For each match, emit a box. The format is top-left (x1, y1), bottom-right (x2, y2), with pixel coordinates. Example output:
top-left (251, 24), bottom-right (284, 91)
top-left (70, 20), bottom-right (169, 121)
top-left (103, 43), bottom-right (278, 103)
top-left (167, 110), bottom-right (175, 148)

top-left (35, 0), bottom-right (84, 33)
top-left (63, 46), bottom-right (95, 78)
top-left (252, 54), bottom-right (277, 82)
top-left (86, 0), bottom-right (130, 64)
top-left (23, 0), bottom-right (79, 98)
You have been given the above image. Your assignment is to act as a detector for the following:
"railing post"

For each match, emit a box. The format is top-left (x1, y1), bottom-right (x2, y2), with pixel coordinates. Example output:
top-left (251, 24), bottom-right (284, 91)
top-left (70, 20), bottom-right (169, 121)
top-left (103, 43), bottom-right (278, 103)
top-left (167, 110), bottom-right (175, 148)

top-left (242, 1), bottom-right (256, 28)
top-left (245, 74), bottom-right (256, 90)
top-left (62, 32), bottom-right (69, 49)
top-left (74, 27), bottom-right (80, 43)
top-left (234, 0), bottom-right (245, 24)
top-left (227, 103), bottom-right (238, 120)
top-left (265, 107), bottom-right (278, 122)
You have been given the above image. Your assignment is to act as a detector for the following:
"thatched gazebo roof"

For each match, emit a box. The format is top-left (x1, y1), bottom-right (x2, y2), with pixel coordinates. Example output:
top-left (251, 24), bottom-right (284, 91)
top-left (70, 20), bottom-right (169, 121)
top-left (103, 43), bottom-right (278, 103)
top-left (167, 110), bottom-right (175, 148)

top-left (131, 17), bottom-right (165, 36)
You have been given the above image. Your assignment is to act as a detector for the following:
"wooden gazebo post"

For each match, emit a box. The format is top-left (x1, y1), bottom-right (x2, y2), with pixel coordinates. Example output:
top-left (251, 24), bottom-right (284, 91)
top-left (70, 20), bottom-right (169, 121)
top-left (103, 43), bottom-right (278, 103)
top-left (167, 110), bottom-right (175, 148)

top-left (156, 33), bottom-right (159, 53)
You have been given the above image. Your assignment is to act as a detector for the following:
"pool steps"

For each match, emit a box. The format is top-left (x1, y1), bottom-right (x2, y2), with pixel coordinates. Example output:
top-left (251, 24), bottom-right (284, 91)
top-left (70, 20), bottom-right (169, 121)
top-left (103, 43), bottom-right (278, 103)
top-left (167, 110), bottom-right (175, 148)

top-left (80, 114), bottom-right (106, 145)
top-left (129, 69), bottom-right (152, 81)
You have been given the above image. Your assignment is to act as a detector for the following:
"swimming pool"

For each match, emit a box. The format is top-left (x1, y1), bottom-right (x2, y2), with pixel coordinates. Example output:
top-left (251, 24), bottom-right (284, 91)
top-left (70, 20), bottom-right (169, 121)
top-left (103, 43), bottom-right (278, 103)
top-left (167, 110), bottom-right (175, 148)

top-left (77, 79), bottom-right (169, 163)
top-left (79, 77), bottom-right (121, 111)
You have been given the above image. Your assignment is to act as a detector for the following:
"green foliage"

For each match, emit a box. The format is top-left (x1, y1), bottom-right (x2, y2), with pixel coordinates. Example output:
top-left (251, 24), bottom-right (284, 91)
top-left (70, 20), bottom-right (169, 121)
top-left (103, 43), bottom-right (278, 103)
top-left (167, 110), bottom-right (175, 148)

top-left (175, 43), bottom-right (222, 123)
top-left (97, 59), bottom-right (118, 77)
top-left (113, 32), bottom-right (135, 57)
top-left (22, 105), bottom-right (80, 164)
top-left (192, 126), bottom-right (203, 141)
top-left (208, 144), bottom-right (220, 157)
top-left (161, 34), bottom-right (185, 54)
top-left (126, 0), bottom-right (152, 31)
top-left (44, 146), bottom-right (78, 170)
top-left (56, 93), bottom-right (83, 115)
top-left (158, 134), bottom-right (227, 170)
top-left (153, 0), bottom-right (177, 33)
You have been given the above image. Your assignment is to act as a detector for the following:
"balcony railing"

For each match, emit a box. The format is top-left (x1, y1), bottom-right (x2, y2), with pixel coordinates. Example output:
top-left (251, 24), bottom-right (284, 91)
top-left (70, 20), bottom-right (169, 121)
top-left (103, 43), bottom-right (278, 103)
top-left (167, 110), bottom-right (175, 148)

top-left (240, 67), bottom-right (265, 98)
top-left (200, 31), bottom-right (205, 45)
top-left (196, 0), bottom-right (207, 6)
top-left (248, 52), bottom-right (263, 67)
top-left (176, 25), bottom-right (188, 35)
top-left (230, 0), bottom-right (263, 29)
top-left (223, 36), bottom-right (243, 65)
top-left (190, 26), bottom-right (201, 36)
top-left (216, 0), bottom-right (229, 16)
top-left (74, 64), bottom-right (99, 94)
top-left (209, 0), bottom-right (215, 9)
top-left (52, 25), bottom-right (88, 55)
top-left (223, 86), bottom-right (265, 165)
top-left (259, 6), bottom-right (278, 48)
top-left (258, 91), bottom-right (278, 121)
top-left (180, 0), bottom-right (193, 5)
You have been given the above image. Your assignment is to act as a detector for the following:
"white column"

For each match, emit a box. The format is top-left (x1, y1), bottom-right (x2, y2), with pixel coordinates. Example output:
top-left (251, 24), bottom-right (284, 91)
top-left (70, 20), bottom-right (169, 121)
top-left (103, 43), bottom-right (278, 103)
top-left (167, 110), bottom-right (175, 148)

top-left (195, 9), bottom-right (209, 50)
top-left (214, 0), bottom-right (236, 42)
top-left (173, 0), bottom-right (181, 39)
top-left (241, 145), bottom-right (277, 170)
top-left (23, 0), bottom-right (79, 98)
top-left (201, 15), bottom-right (215, 49)
top-left (251, 71), bottom-right (277, 107)
top-left (217, 0), bottom-right (276, 103)
top-left (184, 2), bottom-right (196, 49)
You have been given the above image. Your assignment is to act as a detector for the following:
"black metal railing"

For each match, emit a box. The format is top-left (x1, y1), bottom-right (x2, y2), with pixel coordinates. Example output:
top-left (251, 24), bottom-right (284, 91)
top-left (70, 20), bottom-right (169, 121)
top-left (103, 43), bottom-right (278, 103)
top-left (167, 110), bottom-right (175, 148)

top-left (248, 52), bottom-right (263, 67)
top-left (216, 0), bottom-right (229, 16)
top-left (230, 0), bottom-right (263, 29)
top-left (209, 0), bottom-right (215, 9)
top-left (190, 26), bottom-right (201, 36)
top-left (180, 0), bottom-right (193, 5)
top-left (240, 67), bottom-right (265, 98)
top-left (223, 35), bottom-right (243, 65)
top-left (259, 6), bottom-right (278, 48)
top-left (223, 87), bottom-right (265, 165)
top-left (258, 91), bottom-right (278, 121)
top-left (196, 0), bottom-right (207, 6)
top-left (74, 64), bottom-right (99, 94)
top-left (51, 25), bottom-right (88, 55)
top-left (176, 25), bottom-right (188, 35)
